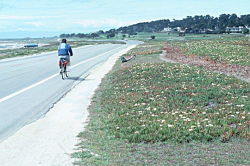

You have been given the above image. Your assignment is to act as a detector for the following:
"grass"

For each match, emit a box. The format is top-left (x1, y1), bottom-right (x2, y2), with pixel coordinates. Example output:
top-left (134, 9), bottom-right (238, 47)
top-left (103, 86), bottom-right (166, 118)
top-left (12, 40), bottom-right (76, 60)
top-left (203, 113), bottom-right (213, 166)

top-left (73, 37), bottom-right (250, 165)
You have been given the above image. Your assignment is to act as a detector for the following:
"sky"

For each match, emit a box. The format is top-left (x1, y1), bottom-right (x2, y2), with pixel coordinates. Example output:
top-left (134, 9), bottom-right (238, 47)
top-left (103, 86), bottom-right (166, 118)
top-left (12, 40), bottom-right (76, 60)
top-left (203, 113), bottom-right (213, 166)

top-left (0, 0), bottom-right (249, 38)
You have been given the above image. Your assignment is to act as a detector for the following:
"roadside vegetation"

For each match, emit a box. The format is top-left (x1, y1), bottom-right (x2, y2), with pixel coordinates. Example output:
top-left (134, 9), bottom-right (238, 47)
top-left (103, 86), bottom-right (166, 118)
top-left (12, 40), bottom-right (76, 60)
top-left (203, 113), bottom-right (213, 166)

top-left (169, 37), bottom-right (250, 66)
top-left (73, 34), bottom-right (250, 165)
top-left (0, 38), bottom-right (124, 60)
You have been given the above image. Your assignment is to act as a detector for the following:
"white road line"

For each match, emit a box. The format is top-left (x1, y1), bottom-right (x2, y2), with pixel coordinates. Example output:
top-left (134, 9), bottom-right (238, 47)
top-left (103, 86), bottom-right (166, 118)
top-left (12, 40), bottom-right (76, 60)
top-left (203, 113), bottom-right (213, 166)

top-left (71, 45), bottom-right (124, 68)
top-left (0, 45), bottom-right (125, 103)
top-left (0, 73), bottom-right (59, 103)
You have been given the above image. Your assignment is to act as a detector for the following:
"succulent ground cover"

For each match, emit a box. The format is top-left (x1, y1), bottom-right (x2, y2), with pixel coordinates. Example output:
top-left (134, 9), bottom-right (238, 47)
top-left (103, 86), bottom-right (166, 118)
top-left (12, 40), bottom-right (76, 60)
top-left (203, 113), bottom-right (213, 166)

top-left (104, 63), bottom-right (250, 143)
top-left (169, 37), bottom-right (250, 66)
top-left (73, 38), bottom-right (250, 165)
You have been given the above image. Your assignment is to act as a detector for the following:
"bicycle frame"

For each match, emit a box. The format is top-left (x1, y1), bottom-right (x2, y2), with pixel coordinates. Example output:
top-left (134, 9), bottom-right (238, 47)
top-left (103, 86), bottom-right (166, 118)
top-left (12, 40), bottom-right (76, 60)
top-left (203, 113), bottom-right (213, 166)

top-left (59, 59), bottom-right (68, 68)
top-left (59, 58), bottom-right (68, 79)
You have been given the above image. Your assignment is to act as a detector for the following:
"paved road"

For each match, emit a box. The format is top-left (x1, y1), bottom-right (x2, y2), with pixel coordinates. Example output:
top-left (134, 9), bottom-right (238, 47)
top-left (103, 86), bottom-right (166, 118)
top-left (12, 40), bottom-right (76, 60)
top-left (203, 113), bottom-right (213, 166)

top-left (0, 41), bottom-right (141, 142)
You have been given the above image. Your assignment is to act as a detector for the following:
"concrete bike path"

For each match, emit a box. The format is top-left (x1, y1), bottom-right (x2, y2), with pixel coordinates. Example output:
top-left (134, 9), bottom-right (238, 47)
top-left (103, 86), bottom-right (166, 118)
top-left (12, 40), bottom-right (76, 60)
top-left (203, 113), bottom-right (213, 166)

top-left (0, 45), bottom-right (136, 166)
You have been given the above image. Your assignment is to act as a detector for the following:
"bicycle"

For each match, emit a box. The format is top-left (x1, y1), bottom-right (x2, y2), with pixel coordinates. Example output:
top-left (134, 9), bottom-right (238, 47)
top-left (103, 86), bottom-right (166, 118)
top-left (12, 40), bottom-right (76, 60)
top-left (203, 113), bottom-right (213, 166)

top-left (59, 58), bottom-right (69, 80)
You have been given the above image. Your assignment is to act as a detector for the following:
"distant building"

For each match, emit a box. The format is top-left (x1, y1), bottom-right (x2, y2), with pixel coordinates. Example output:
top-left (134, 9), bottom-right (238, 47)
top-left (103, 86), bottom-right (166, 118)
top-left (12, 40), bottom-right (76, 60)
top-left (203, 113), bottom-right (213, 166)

top-left (226, 26), bottom-right (245, 33)
top-left (162, 27), bottom-right (172, 32)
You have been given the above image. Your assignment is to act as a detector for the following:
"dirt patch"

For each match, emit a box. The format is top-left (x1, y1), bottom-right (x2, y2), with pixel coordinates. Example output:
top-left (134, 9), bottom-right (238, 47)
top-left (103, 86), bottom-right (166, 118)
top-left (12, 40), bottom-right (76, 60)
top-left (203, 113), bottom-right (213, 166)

top-left (160, 43), bottom-right (250, 83)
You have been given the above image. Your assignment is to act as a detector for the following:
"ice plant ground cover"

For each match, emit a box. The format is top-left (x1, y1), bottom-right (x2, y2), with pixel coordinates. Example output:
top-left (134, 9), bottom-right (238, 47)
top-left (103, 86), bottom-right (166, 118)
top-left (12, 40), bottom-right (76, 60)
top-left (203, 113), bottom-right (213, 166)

top-left (73, 38), bottom-right (250, 165)
top-left (103, 63), bottom-right (250, 143)
top-left (169, 37), bottom-right (250, 66)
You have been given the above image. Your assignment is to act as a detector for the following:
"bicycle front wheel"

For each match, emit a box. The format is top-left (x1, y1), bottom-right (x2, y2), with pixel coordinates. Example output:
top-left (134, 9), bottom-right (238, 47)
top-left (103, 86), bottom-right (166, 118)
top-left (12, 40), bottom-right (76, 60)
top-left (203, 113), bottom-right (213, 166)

top-left (64, 65), bottom-right (69, 78)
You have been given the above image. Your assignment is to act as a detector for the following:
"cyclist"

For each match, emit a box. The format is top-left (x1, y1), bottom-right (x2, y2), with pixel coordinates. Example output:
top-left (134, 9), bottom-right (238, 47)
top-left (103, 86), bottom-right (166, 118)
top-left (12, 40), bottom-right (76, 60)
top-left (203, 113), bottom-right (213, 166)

top-left (58, 38), bottom-right (73, 72)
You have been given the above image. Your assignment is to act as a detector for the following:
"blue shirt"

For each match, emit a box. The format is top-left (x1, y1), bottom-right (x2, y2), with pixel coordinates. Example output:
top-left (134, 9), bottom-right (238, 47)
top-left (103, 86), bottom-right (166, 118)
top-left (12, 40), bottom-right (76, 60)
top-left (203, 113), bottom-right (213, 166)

top-left (58, 43), bottom-right (73, 56)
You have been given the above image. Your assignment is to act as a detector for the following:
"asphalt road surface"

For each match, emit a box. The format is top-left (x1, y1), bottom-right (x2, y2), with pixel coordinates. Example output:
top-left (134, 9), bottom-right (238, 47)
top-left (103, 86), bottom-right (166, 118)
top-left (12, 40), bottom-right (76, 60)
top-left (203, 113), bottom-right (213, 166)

top-left (0, 40), bottom-right (141, 143)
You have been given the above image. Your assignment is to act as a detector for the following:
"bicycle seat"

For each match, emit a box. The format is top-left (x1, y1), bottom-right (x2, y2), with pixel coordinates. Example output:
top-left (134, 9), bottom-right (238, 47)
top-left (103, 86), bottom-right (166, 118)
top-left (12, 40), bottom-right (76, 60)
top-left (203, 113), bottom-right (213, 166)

top-left (60, 58), bottom-right (67, 61)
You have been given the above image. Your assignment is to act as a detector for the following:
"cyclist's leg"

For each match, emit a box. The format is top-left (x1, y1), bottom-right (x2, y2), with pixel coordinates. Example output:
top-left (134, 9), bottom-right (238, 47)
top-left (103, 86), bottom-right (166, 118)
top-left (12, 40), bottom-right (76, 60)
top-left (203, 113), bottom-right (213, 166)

top-left (66, 55), bottom-right (70, 66)
top-left (65, 55), bottom-right (71, 71)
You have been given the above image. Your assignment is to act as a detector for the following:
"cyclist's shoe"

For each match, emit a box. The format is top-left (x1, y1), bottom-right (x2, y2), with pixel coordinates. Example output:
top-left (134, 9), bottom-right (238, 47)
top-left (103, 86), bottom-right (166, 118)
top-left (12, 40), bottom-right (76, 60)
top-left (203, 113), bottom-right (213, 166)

top-left (67, 66), bottom-right (71, 72)
top-left (59, 68), bottom-right (62, 74)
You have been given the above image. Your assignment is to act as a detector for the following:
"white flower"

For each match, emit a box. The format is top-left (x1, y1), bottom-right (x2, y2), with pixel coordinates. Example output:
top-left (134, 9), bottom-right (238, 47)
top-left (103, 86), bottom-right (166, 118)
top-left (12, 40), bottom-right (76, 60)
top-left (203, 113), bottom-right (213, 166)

top-left (116, 127), bottom-right (120, 130)
top-left (135, 131), bottom-right (139, 134)
top-left (168, 124), bottom-right (173, 127)
top-left (189, 129), bottom-right (193, 131)
top-left (236, 104), bottom-right (244, 107)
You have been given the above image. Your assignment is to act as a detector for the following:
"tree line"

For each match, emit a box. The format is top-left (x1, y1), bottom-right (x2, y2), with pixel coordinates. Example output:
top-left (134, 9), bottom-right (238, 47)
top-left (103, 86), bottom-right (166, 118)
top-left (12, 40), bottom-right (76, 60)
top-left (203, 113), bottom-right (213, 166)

top-left (117, 14), bottom-right (249, 34)
top-left (59, 13), bottom-right (250, 38)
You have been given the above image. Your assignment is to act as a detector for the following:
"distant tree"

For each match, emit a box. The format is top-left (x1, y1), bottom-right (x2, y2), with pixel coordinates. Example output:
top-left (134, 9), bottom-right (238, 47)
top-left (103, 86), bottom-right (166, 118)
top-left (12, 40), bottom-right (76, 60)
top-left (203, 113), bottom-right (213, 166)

top-left (70, 33), bottom-right (75, 37)
top-left (98, 30), bottom-right (104, 34)
top-left (59, 34), bottom-right (66, 38)
top-left (90, 33), bottom-right (99, 38)
top-left (122, 34), bottom-right (126, 38)
top-left (151, 35), bottom-right (155, 39)
top-left (241, 15), bottom-right (250, 26)
top-left (65, 34), bottom-right (70, 38)
top-left (107, 33), bottom-right (115, 38)
top-left (105, 29), bottom-right (116, 34)
top-left (129, 32), bottom-right (137, 35)
top-left (76, 33), bottom-right (86, 38)
top-left (243, 28), bottom-right (249, 34)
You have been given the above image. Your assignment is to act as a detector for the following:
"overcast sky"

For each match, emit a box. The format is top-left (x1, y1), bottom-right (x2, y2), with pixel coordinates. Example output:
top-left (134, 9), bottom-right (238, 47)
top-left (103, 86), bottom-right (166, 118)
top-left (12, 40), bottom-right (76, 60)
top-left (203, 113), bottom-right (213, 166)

top-left (0, 0), bottom-right (249, 38)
